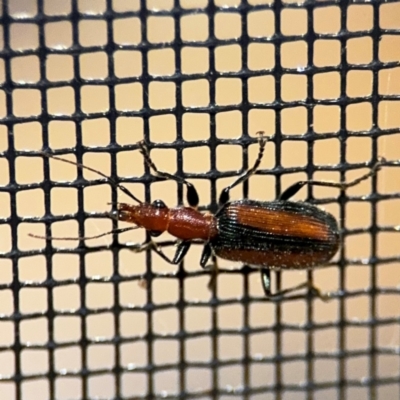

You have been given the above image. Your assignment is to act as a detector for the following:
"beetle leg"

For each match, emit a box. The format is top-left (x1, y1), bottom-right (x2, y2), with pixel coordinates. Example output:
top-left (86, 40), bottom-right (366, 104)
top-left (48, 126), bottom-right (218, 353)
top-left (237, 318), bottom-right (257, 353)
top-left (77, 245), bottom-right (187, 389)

top-left (172, 241), bottom-right (191, 264)
top-left (206, 258), bottom-right (219, 291)
top-left (128, 240), bottom-right (178, 264)
top-left (127, 240), bottom-right (154, 253)
top-left (218, 131), bottom-right (268, 205)
top-left (270, 282), bottom-right (331, 302)
top-left (128, 239), bottom-right (192, 265)
top-left (200, 244), bottom-right (220, 291)
top-left (261, 269), bottom-right (331, 302)
top-left (200, 243), bottom-right (212, 267)
top-left (138, 141), bottom-right (199, 207)
top-left (260, 269), bottom-right (272, 296)
top-left (199, 245), bottom-right (219, 290)
top-left (279, 158), bottom-right (385, 201)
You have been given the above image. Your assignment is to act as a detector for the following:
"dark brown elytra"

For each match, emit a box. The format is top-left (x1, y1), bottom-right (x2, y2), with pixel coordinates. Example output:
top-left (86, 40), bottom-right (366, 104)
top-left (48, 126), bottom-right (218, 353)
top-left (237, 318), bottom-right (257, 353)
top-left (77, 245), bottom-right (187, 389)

top-left (30, 132), bottom-right (385, 300)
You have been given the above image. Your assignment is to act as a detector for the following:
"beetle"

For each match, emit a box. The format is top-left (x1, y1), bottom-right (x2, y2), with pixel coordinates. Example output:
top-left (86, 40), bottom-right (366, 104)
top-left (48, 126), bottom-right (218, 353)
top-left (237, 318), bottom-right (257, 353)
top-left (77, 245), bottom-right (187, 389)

top-left (32, 132), bottom-right (383, 299)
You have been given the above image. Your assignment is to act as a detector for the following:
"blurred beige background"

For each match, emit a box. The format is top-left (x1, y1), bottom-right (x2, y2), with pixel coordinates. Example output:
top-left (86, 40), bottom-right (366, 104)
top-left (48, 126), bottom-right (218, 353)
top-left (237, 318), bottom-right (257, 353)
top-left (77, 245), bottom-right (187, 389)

top-left (0, 0), bottom-right (399, 399)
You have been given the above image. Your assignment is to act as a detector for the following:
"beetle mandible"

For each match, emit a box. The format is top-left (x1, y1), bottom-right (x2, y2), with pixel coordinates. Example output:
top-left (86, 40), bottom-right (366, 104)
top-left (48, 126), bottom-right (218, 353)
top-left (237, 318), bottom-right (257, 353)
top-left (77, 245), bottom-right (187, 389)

top-left (32, 132), bottom-right (384, 300)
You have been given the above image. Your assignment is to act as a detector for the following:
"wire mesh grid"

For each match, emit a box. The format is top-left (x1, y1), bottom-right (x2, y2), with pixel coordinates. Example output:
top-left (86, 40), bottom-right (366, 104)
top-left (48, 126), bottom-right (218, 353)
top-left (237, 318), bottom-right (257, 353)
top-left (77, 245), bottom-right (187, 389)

top-left (0, 0), bottom-right (400, 399)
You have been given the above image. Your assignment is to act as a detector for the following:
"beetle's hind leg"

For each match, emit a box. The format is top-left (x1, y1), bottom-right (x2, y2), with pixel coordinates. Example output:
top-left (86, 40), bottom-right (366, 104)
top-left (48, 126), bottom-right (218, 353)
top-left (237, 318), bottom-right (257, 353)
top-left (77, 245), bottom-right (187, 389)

top-left (261, 270), bottom-right (331, 302)
top-left (279, 158), bottom-right (386, 201)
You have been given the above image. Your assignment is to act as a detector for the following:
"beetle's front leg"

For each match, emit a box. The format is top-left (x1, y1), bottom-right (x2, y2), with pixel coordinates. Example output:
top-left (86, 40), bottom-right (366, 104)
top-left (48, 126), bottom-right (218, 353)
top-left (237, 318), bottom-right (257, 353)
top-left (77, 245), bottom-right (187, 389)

top-left (127, 240), bottom-right (190, 265)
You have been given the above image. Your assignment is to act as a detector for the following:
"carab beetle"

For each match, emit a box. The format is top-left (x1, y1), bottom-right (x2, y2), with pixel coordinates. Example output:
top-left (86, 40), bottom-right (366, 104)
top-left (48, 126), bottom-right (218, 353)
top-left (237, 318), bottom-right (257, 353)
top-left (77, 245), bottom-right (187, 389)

top-left (32, 133), bottom-right (384, 299)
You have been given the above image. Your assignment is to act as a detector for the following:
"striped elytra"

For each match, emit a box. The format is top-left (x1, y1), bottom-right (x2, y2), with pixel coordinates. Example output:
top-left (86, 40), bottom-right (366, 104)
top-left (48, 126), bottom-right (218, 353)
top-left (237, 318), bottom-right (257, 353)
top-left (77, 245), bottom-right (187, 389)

top-left (211, 199), bottom-right (340, 270)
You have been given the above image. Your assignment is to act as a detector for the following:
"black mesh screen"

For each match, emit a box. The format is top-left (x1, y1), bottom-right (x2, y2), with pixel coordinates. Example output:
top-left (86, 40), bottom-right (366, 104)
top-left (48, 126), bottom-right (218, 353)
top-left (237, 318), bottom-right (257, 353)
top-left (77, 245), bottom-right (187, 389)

top-left (1, 0), bottom-right (400, 399)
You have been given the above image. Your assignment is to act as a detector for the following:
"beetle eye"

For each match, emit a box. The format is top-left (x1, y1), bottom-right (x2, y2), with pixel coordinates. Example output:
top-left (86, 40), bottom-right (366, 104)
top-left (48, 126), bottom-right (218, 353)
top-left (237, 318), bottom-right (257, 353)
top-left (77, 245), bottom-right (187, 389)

top-left (149, 230), bottom-right (162, 237)
top-left (152, 199), bottom-right (166, 209)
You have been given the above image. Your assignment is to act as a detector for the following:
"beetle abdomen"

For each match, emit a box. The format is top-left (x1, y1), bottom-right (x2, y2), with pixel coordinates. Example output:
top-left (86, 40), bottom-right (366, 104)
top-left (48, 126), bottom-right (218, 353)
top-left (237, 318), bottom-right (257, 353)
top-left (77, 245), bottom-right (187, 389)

top-left (212, 200), bottom-right (339, 269)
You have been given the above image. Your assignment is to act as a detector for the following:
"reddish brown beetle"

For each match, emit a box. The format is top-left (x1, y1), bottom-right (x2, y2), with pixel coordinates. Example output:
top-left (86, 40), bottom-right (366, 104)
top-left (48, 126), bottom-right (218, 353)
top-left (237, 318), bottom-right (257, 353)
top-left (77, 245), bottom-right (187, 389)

top-left (31, 133), bottom-right (384, 299)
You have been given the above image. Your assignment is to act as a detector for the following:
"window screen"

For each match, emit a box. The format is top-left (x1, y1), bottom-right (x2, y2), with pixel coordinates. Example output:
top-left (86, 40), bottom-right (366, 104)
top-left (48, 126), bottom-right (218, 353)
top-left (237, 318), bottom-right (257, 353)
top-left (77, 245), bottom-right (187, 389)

top-left (0, 1), bottom-right (399, 399)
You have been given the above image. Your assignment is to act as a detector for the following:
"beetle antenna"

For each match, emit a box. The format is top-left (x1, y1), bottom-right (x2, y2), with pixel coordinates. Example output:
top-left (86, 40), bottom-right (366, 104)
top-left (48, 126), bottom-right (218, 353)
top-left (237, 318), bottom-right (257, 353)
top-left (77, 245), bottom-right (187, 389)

top-left (28, 226), bottom-right (140, 241)
top-left (41, 152), bottom-right (143, 204)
